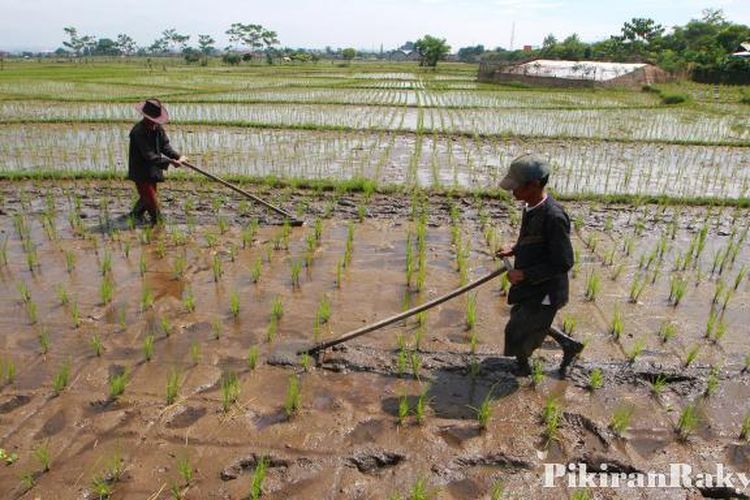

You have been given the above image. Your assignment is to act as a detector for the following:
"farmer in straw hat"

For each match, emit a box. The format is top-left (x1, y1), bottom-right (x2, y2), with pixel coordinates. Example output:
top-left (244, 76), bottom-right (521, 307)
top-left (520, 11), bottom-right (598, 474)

top-left (127, 98), bottom-right (186, 225)
top-left (496, 153), bottom-right (584, 377)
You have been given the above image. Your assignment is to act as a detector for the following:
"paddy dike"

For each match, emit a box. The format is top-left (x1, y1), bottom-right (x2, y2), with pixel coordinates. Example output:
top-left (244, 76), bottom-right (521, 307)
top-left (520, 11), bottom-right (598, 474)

top-left (0, 179), bottom-right (748, 499)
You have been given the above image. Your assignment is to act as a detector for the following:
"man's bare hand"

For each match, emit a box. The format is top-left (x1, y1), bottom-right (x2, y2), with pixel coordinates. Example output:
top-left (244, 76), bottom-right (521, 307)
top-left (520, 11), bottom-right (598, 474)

top-left (496, 246), bottom-right (514, 258)
top-left (171, 156), bottom-right (187, 168)
top-left (507, 269), bottom-right (524, 285)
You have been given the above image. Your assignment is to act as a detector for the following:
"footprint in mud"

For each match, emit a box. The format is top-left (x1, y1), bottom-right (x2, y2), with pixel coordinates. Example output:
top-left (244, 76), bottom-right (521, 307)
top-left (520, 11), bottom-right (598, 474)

top-left (0, 394), bottom-right (31, 414)
top-left (35, 409), bottom-right (66, 438)
top-left (164, 405), bottom-right (207, 429)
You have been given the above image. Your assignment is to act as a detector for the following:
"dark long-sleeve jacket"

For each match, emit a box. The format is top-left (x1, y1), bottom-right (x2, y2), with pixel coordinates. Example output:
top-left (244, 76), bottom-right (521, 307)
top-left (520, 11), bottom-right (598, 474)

top-left (128, 120), bottom-right (180, 183)
top-left (508, 195), bottom-right (574, 307)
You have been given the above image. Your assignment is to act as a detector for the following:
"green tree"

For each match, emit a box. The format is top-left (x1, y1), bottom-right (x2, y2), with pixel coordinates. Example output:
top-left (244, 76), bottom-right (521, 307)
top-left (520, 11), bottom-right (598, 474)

top-left (116, 34), bottom-right (137, 56)
top-left (225, 23), bottom-right (279, 57)
top-left (342, 47), bottom-right (356, 61)
top-left (198, 34), bottom-right (216, 55)
top-left (414, 35), bottom-right (451, 67)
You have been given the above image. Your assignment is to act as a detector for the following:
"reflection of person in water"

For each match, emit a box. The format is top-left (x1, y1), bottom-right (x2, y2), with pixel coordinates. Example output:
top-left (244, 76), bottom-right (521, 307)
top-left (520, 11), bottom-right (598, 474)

top-left (496, 154), bottom-right (583, 377)
top-left (127, 98), bottom-right (186, 225)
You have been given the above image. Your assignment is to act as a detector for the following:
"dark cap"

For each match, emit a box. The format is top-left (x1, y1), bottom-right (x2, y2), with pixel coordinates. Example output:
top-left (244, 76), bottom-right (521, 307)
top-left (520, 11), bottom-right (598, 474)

top-left (499, 153), bottom-right (551, 190)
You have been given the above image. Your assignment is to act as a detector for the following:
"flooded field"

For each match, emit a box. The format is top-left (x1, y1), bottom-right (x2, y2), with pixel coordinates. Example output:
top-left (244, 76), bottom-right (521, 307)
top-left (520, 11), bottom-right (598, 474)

top-left (0, 180), bottom-right (748, 498)
top-left (0, 61), bottom-right (748, 498)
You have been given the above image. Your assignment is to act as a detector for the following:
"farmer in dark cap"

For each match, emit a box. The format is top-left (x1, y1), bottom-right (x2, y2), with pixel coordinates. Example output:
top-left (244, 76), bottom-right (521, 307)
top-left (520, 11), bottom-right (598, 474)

top-left (496, 153), bottom-right (583, 377)
top-left (127, 98), bottom-right (186, 225)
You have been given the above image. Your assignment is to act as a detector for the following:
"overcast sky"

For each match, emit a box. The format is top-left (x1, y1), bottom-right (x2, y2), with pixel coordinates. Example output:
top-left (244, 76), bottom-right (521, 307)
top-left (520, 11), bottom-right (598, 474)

top-left (1, 0), bottom-right (748, 52)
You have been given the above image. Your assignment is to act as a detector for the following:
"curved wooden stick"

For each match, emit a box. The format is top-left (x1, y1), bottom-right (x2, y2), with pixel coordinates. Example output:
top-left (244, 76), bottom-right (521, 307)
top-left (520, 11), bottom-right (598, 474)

top-left (181, 161), bottom-right (303, 225)
top-left (299, 258), bottom-right (513, 355)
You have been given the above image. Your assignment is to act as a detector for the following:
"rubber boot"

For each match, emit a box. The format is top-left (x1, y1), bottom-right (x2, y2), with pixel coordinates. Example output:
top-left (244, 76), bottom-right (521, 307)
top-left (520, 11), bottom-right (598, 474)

top-left (549, 325), bottom-right (584, 376)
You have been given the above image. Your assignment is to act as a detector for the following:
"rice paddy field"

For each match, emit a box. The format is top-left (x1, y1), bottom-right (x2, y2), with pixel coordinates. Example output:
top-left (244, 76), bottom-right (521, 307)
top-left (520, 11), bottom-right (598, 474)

top-left (0, 60), bottom-right (748, 499)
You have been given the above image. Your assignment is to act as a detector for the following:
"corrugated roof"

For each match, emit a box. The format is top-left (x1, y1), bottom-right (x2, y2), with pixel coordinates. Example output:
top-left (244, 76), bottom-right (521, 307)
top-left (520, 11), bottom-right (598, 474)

top-left (502, 59), bottom-right (648, 82)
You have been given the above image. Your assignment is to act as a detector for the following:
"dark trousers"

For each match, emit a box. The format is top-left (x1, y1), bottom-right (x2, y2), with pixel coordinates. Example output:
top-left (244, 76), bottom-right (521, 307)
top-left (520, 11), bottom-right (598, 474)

top-left (504, 302), bottom-right (558, 361)
top-left (131, 181), bottom-right (160, 223)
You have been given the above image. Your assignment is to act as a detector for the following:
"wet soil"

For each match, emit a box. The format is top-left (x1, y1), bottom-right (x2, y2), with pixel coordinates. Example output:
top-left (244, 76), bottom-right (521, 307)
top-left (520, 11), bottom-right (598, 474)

top-left (0, 179), bottom-right (748, 498)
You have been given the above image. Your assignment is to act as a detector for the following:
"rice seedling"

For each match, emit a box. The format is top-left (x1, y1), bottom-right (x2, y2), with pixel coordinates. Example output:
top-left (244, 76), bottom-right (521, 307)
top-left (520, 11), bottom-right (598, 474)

top-left (628, 274), bottom-right (647, 303)
top-left (249, 455), bottom-right (268, 500)
top-left (69, 302), bottom-right (85, 335)
top-left (241, 220), bottom-right (259, 249)
top-left (531, 358), bottom-right (544, 387)
top-left (204, 233), bottom-right (218, 248)
top-left (343, 222), bottom-right (355, 268)
top-left (212, 318), bottom-right (223, 340)
top-left (246, 346), bottom-right (259, 370)
top-left (335, 258), bottom-right (343, 288)
top-left (139, 253), bottom-right (147, 277)
top-left (38, 327), bottom-right (49, 355)
top-left (0, 236), bottom-right (7, 266)
top-left (142, 335), bottom-right (154, 361)
top-left (221, 372), bottom-right (240, 413)
top-left (744, 353), bottom-right (750, 373)
top-left (684, 345), bottom-right (700, 367)
top-left (299, 352), bottom-right (312, 372)
top-left (284, 374), bottom-right (301, 417)
top-left (469, 391), bottom-right (493, 429)
top-left (5, 358), bottom-right (16, 383)
top-left (733, 265), bottom-right (747, 291)
top-left (740, 412), bottom-right (750, 441)
top-left (176, 455), bottom-right (193, 485)
top-left (409, 350), bottom-right (422, 380)
top-left (183, 288), bottom-right (195, 313)
top-left (166, 368), bottom-right (180, 405)
top-left (217, 215), bottom-right (229, 235)
top-left (609, 405), bottom-right (634, 436)
top-left (541, 396), bottom-right (562, 446)
top-left (140, 286), bottom-right (154, 312)
top-left (640, 377), bottom-right (663, 402)
top-left (158, 316), bottom-right (172, 337)
top-left (588, 368), bottom-right (603, 391)
top-left (171, 254), bottom-right (186, 280)
top-left (90, 334), bottom-right (103, 357)
top-left (230, 290), bottom-right (240, 318)
top-left (626, 338), bottom-right (645, 363)
top-left (271, 296), bottom-right (284, 320)
top-left (584, 270), bottom-right (600, 301)
top-left (704, 366), bottom-right (720, 397)
top-left (100, 250), bottom-right (112, 276)
top-left (266, 316), bottom-right (278, 343)
top-left (212, 254), bottom-right (223, 282)
top-left (55, 284), bottom-right (69, 306)
top-left (658, 321), bottom-right (676, 343)
top-left (609, 307), bottom-right (624, 340)
top-left (109, 370), bottom-right (129, 401)
top-left (668, 274), bottom-right (688, 306)
top-left (190, 340), bottom-right (201, 364)
top-left (290, 259), bottom-right (302, 287)
top-left (27, 301), bottom-right (38, 325)
top-left (396, 347), bottom-right (408, 377)
top-left (414, 391), bottom-right (428, 424)
top-left (499, 272), bottom-right (511, 295)
top-left (316, 295), bottom-right (331, 324)
top-left (676, 403), bottom-right (699, 441)
top-left (571, 489), bottom-right (593, 500)
top-left (713, 319), bottom-right (727, 343)
top-left (52, 360), bottom-right (71, 395)
top-left (65, 249), bottom-right (76, 273)
top-left (100, 276), bottom-right (114, 305)
top-left (409, 477), bottom-right (428, 500)
top-left (465, 293), bottom-right (477, 331)
top-left (34, 442), bottom-right (51, 472)
top-left (250, 256), bottom-right (263, 283)
top-left (20, 472), bottom-right (35, 491)
top-left (490, 481), bottom-right (503, 500)
top-left (397, 393), bottom-right (410, 425)
top-left (561, 315), bottom-right (577, 335)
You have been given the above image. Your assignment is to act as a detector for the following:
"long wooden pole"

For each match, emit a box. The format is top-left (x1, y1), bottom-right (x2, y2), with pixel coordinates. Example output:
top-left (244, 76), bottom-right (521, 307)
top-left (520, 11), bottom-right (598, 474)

top-left (181, 161), bottom-right (303, 225)
top-left (299, 259), bottom-right (513, 355)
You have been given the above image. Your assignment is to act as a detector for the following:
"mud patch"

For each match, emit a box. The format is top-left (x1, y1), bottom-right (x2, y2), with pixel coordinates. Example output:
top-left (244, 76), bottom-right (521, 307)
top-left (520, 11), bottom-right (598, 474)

top-left (346, 449), bottom-right (405, 475)
top-left (0, 394), bottom-right (31, 414)
top-left (36, 409), bottom-right (66, 438)
top-left (220, 453), bottom-right (291, 481)
top-left (164, 405), bottom-right (207, 429)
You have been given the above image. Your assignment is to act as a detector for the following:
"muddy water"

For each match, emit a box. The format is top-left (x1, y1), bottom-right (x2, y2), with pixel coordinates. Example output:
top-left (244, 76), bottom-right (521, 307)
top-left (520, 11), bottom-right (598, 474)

top-left (0, 180), bottom-right (748, 498)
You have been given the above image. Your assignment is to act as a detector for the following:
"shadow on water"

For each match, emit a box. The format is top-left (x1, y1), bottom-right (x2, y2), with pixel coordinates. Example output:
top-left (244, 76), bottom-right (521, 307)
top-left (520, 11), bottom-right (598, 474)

top-left (381, 357), bottom-right (520, 420)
